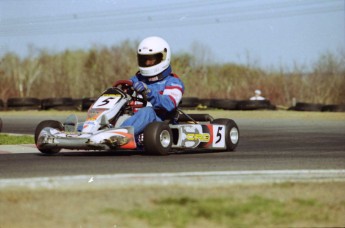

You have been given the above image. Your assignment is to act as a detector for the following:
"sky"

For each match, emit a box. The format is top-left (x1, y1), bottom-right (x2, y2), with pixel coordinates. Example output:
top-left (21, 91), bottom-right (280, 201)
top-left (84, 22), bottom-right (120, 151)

top-left (0, 0), bottom-right (344, 70)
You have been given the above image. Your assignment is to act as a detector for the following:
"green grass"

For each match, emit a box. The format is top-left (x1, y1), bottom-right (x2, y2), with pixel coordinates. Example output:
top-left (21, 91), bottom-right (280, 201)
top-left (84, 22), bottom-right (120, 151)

top-left (0, 134), bottom-right (34, 145)
top-left (102, 195), bottom-right (329, 227)
top-left (1, 182), bottom-right (344, 227)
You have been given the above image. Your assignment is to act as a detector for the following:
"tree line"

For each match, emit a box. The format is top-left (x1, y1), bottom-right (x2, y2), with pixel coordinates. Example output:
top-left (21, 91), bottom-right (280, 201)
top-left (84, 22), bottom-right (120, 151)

top-left (1, 40), bottom-right (344, 107)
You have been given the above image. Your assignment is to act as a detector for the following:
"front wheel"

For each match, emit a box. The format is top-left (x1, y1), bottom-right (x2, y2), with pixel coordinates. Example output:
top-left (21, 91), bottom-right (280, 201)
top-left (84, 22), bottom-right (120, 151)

top-left (35, 120), bottom-right (64, 155)
top-left (143, 122), bottom-right (173, 155)
top-left (212, 118), bottom-right (239, 151)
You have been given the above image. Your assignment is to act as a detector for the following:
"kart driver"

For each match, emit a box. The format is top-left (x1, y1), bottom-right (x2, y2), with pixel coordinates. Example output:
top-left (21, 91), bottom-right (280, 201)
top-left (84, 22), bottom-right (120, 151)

top-left (120, 36), bottom-right (185, 144)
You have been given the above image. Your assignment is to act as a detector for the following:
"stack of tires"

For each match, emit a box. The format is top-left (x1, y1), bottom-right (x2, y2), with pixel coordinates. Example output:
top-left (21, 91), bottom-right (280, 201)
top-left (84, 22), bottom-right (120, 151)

top-left (289, 102), bottom-right (345, 112)
top-left (180, 97), bottom-right (240, 110)
top-left (41, 98), bottom-right (80, 111)
top-left (237, 100), bottom-right (276, 110)
top-left (179, 97), bottom-right (200, 109)
top-left (0, 99), bottom-right (4, 111)
top-left (289, 102), bottom-right (323, 111)
top-left (0, 97), bottom-right (96, 111)
top-left (179, 97), bottom-right (276, 110)
top-left (321, 104), bottom-right (345, 112)
top-left (5, 96), bottom-right (343, 113)
top-left (209, 99), bottom-right (239, 110)
top-left (6, 98), bottom-right (41, 110)
top-left (81, 97), bottom-right (97, 111)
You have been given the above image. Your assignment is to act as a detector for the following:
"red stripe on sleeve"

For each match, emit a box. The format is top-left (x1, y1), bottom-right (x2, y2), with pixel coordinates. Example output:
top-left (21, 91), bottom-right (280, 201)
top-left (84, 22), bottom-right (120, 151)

top-left (165, 86), bottom-right (184, 94)
top-left (168, 95), bottom-right (177, 107)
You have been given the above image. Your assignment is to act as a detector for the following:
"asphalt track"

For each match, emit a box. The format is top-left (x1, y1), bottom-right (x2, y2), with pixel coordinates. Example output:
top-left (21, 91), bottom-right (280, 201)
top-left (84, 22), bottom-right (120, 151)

top-left (0, 111), bottom-right (344, 181)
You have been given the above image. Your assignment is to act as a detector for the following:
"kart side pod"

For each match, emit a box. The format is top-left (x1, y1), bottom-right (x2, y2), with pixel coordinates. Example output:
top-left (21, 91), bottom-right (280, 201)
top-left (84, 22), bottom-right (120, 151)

top-left (143, 118), bottom-right (239, 155)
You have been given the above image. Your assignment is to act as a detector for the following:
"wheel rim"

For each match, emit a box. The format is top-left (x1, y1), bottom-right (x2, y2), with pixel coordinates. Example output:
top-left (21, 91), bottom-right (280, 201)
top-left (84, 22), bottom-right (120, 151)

top-left (160, 130), bottom-right (171, 148)
top-left (230, 127), bottom-right (239, 144)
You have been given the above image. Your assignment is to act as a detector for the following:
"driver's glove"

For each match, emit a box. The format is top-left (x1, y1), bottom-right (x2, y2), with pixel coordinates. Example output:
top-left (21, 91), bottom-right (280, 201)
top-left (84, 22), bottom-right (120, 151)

top-left (133, 81), bottom-right (152, 97)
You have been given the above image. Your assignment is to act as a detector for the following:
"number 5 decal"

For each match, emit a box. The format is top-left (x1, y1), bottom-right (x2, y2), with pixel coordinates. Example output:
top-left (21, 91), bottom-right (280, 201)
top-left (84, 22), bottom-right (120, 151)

top-left (216, 126), bottom-right (222, 144)
top-left (93, 96), bottom-right (120, 109)
top-left (213, 125), bottom-right (225, 148)
top-left (98, 97), bottom-right (114, 106)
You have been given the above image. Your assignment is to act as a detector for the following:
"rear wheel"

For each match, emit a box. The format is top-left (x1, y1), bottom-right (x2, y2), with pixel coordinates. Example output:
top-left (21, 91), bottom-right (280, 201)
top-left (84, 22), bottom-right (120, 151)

top-left (143, 122), bottom-right (172, 155)
top-left (211, 118), bottom-right (239, 151)
top-left (35, 120), bottom-right (64, 154)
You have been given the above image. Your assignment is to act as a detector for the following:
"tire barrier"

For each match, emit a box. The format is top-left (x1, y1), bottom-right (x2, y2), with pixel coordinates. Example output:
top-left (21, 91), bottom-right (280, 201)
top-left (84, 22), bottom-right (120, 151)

top-left (6, 97), bottom-right (41, 110)
top-left (289, 102), bottom-right (324, 112)
top-left (210, 99), bottom-right (239, 110)
top-left (288, 102), bottom-right (345, 112)
top-left (179, 97), bottom-right (200, 109)
top-left (41, 97), bottom-right (79, 111)
top-left (0, 97), bottom-right (344, 112)
top-left (180, 98), bottom-right (275, 110)
top-left (237, 100), bottom-right (276, 111)
top-left (321, 104), bottom-right (345, 112)
top-left (198, 98), bottom-right (213, 109)
top-left (81, 97), bottom-right (97, 111)
top-left (0, 99), bottom-right (4, 111)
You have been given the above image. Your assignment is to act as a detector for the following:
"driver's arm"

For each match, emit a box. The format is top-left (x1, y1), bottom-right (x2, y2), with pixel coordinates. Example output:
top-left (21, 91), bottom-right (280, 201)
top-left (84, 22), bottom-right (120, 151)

top-left (148, 86), bottom-right (183, 112)
top-left (130, 76), bottom-right (184, 112)
top-left (147, 79), bottom-right (184, 112)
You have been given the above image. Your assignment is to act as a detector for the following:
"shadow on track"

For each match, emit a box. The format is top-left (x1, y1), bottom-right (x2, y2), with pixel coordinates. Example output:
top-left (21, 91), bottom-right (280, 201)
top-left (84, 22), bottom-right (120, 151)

top-left (36, 150), bottom-right (142, 157)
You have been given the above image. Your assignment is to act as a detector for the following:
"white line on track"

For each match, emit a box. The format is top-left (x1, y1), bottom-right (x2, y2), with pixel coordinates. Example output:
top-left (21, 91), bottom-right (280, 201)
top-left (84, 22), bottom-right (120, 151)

top-left (1, 170), bottom-right (344, 189)
top-left (0, 144), bottom-right (38, 154)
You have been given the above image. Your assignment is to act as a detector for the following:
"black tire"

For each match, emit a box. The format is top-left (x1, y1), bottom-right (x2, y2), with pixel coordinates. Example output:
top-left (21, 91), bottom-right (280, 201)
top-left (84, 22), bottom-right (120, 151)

top-left (180, 97), bottom-right (199, 109)
top-left (293, 102), bottom-right (323, 112)
top-left (73, 99), bottom-right (83, 111)
top-left (0, 99), bottom-right (4, 110)
top-left (211, 99), bottom-right (239, 110)
top-left (7, 97), bottom-right (41, 110)
top-left (237, 100), bottom-right (272, 110)
top-left (322, 104), bottom-right (345, 112)
top-left (41, 97), bottom-right (77, 110)
top-left (34, 120), bottom-right (64, 154)
top-left (198, 98), bottom-right (213, 109)
top-left (143, 122), bottom-right (173, 155)
top-left (211, 118), bottom-right (240, 152)
top-left (81, 97), bottom-right (97, 111)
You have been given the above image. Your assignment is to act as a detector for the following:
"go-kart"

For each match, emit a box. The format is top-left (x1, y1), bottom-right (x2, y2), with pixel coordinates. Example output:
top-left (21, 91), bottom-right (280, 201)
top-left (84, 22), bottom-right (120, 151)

top-left (35, 80), bottom-right (240, 155)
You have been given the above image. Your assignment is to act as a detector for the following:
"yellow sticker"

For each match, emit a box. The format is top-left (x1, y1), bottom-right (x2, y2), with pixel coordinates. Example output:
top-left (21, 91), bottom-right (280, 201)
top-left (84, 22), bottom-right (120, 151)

top-left (186, 133), bottom-right (210, 142)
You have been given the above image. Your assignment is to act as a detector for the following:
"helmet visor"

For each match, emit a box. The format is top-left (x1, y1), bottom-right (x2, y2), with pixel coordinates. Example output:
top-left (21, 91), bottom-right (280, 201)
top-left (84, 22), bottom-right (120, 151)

top-left (137, 53), bottom-right (163, 67)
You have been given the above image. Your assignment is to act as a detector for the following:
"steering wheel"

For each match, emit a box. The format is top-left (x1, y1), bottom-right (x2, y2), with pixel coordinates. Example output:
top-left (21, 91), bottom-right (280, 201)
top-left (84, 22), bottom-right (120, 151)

top-left (112, 80), bottom-right (147, 108)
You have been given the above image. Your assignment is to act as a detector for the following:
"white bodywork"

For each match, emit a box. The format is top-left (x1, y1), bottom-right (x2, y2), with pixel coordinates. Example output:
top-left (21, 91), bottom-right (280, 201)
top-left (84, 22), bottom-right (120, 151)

top-left (36, 88), bottom-right (136, 151)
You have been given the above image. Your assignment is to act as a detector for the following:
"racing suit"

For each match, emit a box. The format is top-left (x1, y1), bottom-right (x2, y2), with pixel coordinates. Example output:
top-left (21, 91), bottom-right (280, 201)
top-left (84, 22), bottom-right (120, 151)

top-left (120, 66), bottom-right (185, 137)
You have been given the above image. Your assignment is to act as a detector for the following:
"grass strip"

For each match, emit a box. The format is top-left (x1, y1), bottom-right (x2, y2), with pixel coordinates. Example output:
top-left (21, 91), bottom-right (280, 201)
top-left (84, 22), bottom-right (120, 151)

top-left (0, 134), bottom-right (34, 145)
top-left (1, 182), bottom-right (344, 227)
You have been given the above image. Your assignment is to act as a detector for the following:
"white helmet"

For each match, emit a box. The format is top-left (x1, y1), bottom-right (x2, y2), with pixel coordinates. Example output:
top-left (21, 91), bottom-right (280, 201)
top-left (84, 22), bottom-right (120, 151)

top-left (137, 36), bottom-right (171, 77)
top-left (255, 89), bottom-right (262, 95)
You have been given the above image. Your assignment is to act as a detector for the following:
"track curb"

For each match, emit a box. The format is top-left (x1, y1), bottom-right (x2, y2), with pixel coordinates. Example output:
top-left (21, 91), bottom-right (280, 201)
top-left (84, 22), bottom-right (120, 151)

top-left (0, 144), bottom-right (37, 154)
top-left (1, 170), bottom-right (344, 189)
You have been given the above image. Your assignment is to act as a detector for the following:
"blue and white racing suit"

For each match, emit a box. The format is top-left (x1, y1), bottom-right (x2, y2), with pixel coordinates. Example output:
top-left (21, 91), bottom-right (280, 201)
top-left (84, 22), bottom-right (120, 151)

top-left (120, 66), bottom-right (185, 137)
